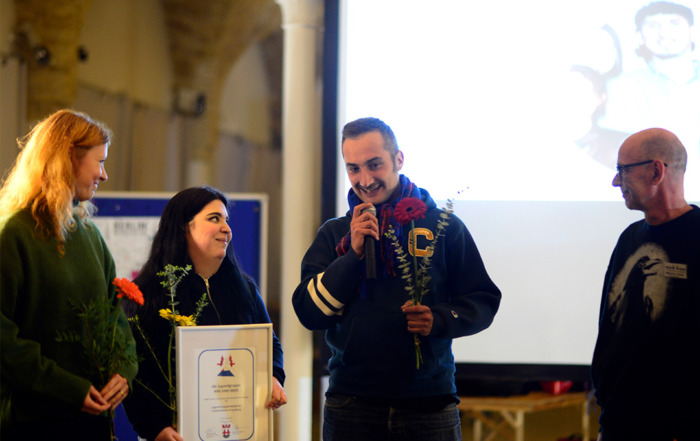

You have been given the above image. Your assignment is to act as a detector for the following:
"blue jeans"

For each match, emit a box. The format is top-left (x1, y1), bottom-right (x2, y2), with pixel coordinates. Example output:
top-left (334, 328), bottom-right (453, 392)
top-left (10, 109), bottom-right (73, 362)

top-left (323, 394), bottom-right (462, 441)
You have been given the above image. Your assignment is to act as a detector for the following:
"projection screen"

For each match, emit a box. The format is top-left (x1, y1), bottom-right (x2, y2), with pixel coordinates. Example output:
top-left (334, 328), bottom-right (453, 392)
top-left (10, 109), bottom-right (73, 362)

top-left (331, 0), bottom-right (700, 380)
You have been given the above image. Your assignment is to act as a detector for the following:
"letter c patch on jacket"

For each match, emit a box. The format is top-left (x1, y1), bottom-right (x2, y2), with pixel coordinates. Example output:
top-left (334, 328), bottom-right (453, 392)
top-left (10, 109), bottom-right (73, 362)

top-left (408, 228), bottom-right (434, 257)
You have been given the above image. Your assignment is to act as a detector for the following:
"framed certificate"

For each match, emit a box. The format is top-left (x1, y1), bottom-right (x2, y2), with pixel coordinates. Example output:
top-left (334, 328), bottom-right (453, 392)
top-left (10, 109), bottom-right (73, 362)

top-left (176, 324), bottom-right (273, 441)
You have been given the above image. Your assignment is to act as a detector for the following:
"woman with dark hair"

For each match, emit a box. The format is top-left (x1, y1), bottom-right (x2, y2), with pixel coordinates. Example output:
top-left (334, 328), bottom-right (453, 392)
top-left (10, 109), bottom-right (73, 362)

top-left (0, 109), bottom-right (137, 440)
top-left (122, 186), bottom-right (286, 441)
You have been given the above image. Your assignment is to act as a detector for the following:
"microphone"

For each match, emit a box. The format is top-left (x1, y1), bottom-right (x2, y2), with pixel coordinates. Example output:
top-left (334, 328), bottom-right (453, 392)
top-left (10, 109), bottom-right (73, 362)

top-left (362, 205), bottom-right (377, 279)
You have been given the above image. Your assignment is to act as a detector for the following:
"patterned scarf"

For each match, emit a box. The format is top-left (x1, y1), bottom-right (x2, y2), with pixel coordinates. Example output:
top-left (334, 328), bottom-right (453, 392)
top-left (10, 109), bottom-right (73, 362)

top-left (336, 175), bottom-right (421, 281)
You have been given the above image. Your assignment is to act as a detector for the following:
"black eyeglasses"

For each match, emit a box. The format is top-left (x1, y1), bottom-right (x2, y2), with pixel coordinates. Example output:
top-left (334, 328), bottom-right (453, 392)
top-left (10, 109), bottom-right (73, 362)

top-left (616, 159), bottom-right (667, 175)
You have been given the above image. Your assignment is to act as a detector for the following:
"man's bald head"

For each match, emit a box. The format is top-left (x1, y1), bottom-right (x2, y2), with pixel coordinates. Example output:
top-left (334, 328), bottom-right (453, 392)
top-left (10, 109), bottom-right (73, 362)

top-left (614, 128), bottom-right (690, 223)
top-left (622, 128), bottom-right (687, 177)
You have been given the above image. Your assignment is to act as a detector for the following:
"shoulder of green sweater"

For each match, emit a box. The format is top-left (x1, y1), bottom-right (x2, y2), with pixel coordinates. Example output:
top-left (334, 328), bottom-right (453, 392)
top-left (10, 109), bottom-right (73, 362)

top-left (0, 211), bottom-right (41, 260)
top-left (0, 209), bottom-right (33, 231)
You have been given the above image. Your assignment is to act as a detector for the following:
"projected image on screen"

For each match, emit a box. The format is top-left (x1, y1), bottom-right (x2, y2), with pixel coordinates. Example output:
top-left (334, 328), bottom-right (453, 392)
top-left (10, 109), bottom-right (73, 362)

top-left (341, 0), bottom-right (700, 202)
top-left (337, 0), bottom-right (700, 376)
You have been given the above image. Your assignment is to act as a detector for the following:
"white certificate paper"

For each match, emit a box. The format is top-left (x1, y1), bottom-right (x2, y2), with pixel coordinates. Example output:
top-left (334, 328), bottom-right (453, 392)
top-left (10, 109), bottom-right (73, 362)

top-left (199, 348), bottom-right (254, 439)
top-left (177, 324), bottom-right (273, 441)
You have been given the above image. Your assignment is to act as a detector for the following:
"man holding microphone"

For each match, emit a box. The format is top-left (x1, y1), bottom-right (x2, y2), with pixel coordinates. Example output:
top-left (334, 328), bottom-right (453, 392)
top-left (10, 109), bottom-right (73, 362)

top-left (292, 117), bottom-right (501, 441)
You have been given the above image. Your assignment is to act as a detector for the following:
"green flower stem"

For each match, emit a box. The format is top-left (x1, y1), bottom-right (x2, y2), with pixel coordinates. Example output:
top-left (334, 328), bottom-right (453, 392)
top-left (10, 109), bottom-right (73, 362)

top-left (410, 219), bottom-right (419, 305)
top-left (409, 219), bottom-right (424, 369)
top-left (83, 311), bottom-right (105, 385)
top-left (109, 298), bottom-right (123, 352)
top-left (109, 409), bottom-right (116, 440)
top-left (167, 265), bottom-right (190, 426)
top-left (133, 378), bottom-right (175, 410)
top-left (414, 335), bottom-right (423, 369)
top-left (166, 325), bottom-right (176, 427)
top-left (163, 266), bottom-right (181, 425)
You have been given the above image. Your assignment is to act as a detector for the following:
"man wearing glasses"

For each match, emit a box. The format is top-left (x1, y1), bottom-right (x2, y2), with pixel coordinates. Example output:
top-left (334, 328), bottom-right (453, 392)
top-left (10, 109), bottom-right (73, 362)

top-left (591, 128), bottom-right (699, 440)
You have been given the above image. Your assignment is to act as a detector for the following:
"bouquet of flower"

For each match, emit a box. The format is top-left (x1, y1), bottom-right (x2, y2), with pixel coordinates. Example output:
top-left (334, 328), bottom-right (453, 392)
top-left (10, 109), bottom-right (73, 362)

top-left (128, 264), bottom-right (208, 427)
top-left (386, 197), bottom-right (452, 369)
top-left (56, 277), bottom-right (144, 439)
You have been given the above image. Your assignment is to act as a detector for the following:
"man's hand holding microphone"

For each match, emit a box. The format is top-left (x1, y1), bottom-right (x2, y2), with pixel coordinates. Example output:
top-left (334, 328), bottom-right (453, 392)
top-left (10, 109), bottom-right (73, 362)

top-left (350, 202), bottom-right (378, 278)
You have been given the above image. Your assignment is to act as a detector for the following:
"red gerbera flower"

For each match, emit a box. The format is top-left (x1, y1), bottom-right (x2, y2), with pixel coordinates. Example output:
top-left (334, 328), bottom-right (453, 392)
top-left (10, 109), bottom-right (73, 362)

top-left (113, 277), bottom-right (145, 305)
top-left (394, 198), bottom-right (427, 225)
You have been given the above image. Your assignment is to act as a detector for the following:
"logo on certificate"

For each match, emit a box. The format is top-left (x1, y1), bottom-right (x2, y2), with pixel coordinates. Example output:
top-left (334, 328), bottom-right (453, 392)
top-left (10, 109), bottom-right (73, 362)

top-left (217, 355), bottom-right (236, 376)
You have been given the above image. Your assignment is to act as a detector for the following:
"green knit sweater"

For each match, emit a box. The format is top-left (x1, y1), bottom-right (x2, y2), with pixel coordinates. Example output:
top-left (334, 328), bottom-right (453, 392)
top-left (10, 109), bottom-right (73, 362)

top-left (0, 209), bottom-right (137, 424)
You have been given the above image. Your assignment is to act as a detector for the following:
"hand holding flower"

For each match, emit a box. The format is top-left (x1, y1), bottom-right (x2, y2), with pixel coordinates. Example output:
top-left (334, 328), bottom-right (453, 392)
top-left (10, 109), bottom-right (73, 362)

top-left (100, 373), bottom-right (129, 410)
top-left (81, 385), bottom-right (111, 415)
top-left (386, 197), bottom-right (452, 368)
top-left (401, 300), bottom-right (433, 336)
top-left (60, 276), bottom-right (142, 438)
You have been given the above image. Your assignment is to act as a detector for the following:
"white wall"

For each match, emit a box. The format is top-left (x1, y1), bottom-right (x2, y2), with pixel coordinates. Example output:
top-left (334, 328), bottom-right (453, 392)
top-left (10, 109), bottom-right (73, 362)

top-left (219, 43), bottom-right (273, 146)
top-left (77, 0), bottom-right (173, 109)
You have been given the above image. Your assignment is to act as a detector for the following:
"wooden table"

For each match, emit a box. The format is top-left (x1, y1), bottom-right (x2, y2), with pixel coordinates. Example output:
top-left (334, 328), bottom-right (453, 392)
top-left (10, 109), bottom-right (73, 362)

top-left (458, 391), bottom-right (592, 441)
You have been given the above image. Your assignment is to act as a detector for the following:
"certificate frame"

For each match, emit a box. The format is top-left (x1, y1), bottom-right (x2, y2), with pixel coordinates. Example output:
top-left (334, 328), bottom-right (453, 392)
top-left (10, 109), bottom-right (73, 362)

top-left (177, 324), bottom-right (273, 441)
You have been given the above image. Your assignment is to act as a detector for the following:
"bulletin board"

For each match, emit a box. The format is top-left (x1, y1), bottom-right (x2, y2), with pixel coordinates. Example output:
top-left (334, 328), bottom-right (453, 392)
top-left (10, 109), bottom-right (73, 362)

top-left (92, 192), bottom-right (268, 296)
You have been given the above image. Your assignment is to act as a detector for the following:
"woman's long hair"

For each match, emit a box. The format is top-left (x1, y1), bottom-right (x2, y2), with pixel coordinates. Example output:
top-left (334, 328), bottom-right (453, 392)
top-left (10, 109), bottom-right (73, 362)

top-left (0, 109), bottom-right (112, 245)
top-left (129, 186), bottom-right (249, 315)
